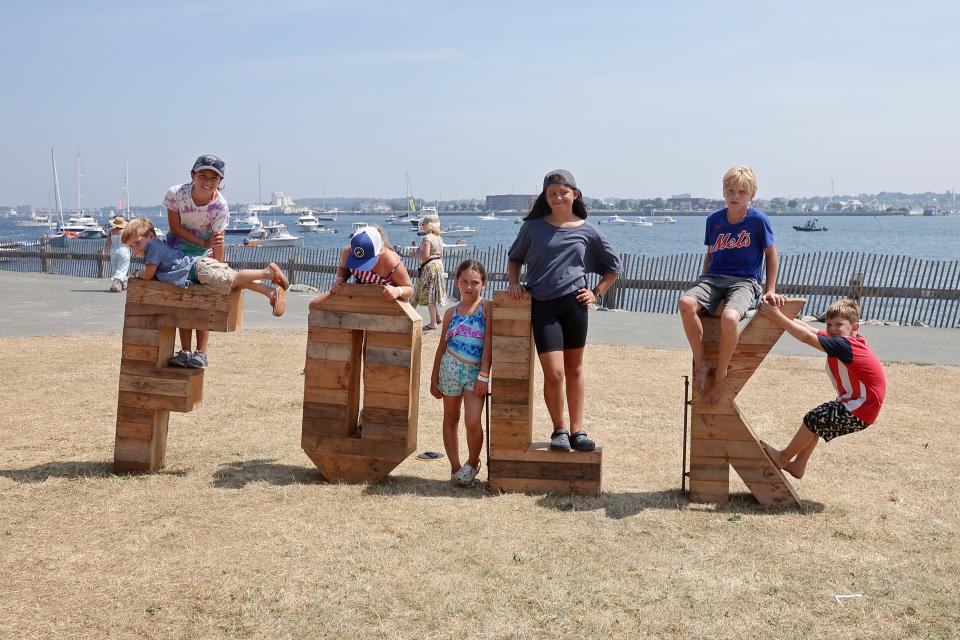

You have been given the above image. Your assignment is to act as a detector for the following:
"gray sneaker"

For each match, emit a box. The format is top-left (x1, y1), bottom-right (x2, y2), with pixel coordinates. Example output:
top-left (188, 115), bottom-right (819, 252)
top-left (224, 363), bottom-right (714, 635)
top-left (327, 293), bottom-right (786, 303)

top-left (187, 350), bottom-right (209, 369)
top-left (109, 279), bottom-right (121, 292)
top-left (452, 462), bottom-right (481, 486)
top-left (168, 350), bottom-right (192, 367)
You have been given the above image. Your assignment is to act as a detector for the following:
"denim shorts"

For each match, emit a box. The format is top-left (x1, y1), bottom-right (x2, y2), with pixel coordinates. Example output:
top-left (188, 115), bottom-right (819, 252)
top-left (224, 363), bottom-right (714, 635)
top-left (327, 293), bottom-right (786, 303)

top-left (682, 274), bottom-right (762, 319)
top-left (438, 352), bottom-right (480, 397)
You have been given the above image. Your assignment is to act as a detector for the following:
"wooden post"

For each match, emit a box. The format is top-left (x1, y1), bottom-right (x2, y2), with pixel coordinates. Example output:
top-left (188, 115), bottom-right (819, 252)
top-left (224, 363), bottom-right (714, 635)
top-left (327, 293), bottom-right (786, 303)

top-left (113, 279), bottom-right (243, 472)
top-left (302, 283), bottom-right (422, 483)
top-left (487, 292), bottom-right (602, 495)
top-left (687, 299), bottom-right (805, 507)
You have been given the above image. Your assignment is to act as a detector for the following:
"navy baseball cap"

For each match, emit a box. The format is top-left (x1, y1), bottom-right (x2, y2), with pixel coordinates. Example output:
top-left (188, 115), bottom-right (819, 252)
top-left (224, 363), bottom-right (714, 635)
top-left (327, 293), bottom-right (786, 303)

top-left (346, 226), bottom-right (383, 271)
top-left (192, 154), bottom-right (225, 178)
top-left (543, 169), bottom-right (577, 190)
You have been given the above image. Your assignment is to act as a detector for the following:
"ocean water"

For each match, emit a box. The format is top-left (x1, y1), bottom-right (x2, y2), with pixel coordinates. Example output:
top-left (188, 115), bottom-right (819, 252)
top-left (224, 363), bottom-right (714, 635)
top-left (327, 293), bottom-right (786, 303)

top-left (2, 212), bottom-right (958, 261)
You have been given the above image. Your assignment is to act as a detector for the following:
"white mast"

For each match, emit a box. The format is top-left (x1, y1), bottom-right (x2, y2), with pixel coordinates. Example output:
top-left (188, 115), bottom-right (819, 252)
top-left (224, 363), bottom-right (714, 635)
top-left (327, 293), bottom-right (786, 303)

top-left (74, 144), bottom-right (83, 215)
top-left (121, 157), bottom-right (130, 217)
top-left (51, 147), bottom-right (64, 226)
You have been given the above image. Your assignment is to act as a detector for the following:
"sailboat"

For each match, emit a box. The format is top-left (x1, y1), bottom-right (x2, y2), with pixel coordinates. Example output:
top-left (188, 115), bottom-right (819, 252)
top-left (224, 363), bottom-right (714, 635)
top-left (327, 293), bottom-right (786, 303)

top-left (60, 146), bottom-right (105, 239)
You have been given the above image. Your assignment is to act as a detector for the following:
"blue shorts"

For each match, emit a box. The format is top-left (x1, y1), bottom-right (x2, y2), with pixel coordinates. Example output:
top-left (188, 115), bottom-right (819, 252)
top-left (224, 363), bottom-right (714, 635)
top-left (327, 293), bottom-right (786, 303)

top-left (438, 352), bottom-right (480, 397)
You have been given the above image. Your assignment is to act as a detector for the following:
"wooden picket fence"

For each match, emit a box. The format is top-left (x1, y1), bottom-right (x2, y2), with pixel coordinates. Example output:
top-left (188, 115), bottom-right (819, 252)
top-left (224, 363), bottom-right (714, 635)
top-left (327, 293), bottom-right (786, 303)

top-left (1, 240), bottom-right (958, 327)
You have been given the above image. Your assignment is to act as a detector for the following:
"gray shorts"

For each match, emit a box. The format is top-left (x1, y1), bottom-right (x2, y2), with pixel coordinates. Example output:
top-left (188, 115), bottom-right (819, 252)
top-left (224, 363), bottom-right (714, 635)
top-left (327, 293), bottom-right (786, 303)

top-left (682, 274), bottom-right (762, 319)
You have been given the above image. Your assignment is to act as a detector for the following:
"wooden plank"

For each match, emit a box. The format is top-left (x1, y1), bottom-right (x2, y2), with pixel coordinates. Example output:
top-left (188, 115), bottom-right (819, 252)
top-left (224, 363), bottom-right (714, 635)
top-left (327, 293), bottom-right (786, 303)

top-left (302, 416), bottom-right (354, 438)
top-left (490, 443), bottom-right (602, 464)
top-left (308, 309), bottom-right (414, 333)
top-left (489, 459), bottom-right (601, 482)
top-left (305, 452), bottom-right (403, 484)
top-left (116, 404), bottom-right (156, 424)
top-left (364, 363), bottom-right (412, 394)
top-left (121, 327), bottom-right (160, 347)
top-left (305, 341), bottom-right (355, 362)
top-left (303, 385), bottom-right (350, 405)
top-left (303, 435), bottom-right (413, 460)
top-left (302, 402), bottom-right (349, 421)
top-left (366, 331), bottom-right (416, 349)
top-left (688, 462), bottom-right (730, 482)
top-left (115, 420), bottom-right (153, 441)
top-left (488, 477), bottom-right (600, 496)
top-left (117, 389), bottom-right (200, 413)
top-left (488, 417), bottom-right (531, 451)
top-left (492, 361), bottom-right (534, 380)
top-left (492, 291), bottom-right (532, 310)
top-left (126, 278), bottom-right (236, 313)
top-left (118, 371), bottom-right (195, 398)
top-left (307, 326), bottom-right (354, 344)
top-left (362, 390), bottom-right (411, 411)
top-left (492, 335), bottom-right (532, 364)
top-left (491, 318), bottom-right (531, 336)
top-left (690, 437), bottom-right (768, 461)
top-left (364, 346), bottom-right (412, 367)
top-left (491, 380), bottom-right (532, 404)
top-left (687, 479), bottom-right (730, 504)
top-left (303, 359), bottom-right (352, 390)
top-left (121, 343), bottom-right (159, 363)
top-left (690, 414), bottom-right (754, 441)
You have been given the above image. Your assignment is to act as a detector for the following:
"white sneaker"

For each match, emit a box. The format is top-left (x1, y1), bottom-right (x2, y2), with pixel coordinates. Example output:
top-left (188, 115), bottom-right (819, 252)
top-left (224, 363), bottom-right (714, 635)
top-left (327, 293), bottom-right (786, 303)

top-left (452, 462), bottom-right (480, 486)
top-left (109, 279), bottom-right (121, 292)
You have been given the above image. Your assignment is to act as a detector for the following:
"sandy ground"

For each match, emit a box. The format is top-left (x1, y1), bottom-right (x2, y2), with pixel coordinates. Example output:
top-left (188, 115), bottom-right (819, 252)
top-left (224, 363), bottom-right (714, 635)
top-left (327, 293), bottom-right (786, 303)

top-left (0, 328), bottom-right (957, 639)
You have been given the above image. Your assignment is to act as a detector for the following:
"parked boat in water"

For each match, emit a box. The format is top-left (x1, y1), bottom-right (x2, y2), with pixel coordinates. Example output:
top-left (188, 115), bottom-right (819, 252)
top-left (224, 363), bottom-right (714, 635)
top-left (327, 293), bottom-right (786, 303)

top-left (243, 222), bottom-right (302, 247)
top-left (225, 213), bottom-right (262, 235)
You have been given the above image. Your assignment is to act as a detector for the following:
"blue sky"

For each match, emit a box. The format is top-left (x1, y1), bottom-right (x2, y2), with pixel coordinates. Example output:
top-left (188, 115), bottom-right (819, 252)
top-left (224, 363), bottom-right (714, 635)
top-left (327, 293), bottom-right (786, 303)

top-left (2, 1), bottom-right (957, 207)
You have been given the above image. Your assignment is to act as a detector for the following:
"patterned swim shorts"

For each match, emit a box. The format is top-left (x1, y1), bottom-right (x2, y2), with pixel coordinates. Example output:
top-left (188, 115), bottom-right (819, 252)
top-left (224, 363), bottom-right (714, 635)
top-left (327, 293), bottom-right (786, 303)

top-left (804, 401), bottom-right (869, 442)
top-left (438, 352), bottom-right (480, 397)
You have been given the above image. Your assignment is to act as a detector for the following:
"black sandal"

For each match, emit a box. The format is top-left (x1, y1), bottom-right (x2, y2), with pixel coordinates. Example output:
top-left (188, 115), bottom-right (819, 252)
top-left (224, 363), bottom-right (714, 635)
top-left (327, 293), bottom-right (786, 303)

top-left (570, 431), bottom-right (596, 452)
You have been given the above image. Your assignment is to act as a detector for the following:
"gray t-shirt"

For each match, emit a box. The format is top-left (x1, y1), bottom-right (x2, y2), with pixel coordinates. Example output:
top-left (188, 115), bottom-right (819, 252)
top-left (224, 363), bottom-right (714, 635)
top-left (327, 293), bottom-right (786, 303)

top-left (508, 217), bottom-right (621, 300)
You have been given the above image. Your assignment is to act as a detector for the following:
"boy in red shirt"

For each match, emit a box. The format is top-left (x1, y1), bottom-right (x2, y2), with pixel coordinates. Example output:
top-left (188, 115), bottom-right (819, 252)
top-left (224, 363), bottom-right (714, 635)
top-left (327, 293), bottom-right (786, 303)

top-left (758, 299), bottom-right (886, 479)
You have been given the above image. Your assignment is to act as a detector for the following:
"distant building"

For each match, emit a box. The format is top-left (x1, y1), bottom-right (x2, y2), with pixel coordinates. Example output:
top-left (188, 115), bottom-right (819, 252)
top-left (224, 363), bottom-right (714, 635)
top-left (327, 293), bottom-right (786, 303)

top-left (667, 196), bottom-right (710, 210)
top-left (485, 194), bottom-right (537, 211)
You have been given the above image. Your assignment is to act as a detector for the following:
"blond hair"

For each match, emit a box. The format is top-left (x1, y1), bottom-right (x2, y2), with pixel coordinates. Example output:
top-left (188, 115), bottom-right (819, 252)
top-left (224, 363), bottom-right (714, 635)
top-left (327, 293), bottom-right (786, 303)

top-left (121, 217), bottom-right (156, 246)
top-left (421, 221), bottom-right (441, 236)
top-left (826, 299), bottom-right (861, 325)
top-left (722, 166), bottom-right (758, 199)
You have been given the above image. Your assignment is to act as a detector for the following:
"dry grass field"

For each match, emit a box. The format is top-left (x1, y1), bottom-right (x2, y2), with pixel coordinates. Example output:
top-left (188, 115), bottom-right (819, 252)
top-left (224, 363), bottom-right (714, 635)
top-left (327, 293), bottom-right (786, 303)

top-left (0, 329), bottom-right (957, 639)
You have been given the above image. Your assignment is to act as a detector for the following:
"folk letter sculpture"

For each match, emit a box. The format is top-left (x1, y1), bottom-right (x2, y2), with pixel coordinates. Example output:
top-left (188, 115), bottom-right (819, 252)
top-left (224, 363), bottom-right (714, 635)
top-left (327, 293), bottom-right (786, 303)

top-left (113, 278), bottom-right (243, 472)
top-left (688, 298), bottom-right (806, 507)
top-left (487, 292), bottom-right (602, 495)
top-left (301, 283), bottom-right (421, 483)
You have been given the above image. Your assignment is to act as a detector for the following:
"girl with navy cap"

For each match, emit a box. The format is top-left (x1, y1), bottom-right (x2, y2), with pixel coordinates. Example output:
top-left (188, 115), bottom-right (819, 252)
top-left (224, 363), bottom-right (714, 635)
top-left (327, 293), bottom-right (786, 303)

top-left (308, 225), bottom-right (414, 310)
top-left (507, 170), bottom-right (621, 452)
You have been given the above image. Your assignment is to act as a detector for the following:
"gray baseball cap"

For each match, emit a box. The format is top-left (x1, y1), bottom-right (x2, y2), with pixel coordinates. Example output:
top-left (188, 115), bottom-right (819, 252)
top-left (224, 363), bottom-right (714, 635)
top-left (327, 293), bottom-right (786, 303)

top-left (192, 154), bottom-right (225, 178)
top-left (543, 169), bottom-right (577, 190)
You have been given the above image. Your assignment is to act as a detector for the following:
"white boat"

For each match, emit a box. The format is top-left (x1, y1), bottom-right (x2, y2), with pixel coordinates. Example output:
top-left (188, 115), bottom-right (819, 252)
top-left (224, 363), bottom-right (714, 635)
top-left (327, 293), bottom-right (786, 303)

top-left (631, 217), bottom-right (653, 227)
top-left (244, 222), bottom-right (301, 247)
top-left (317, 208), bottom-right (339, 222)
top-left (225, 213), bottom-right (262, 235)
top-left (603, 215), bottom-right (629, 224)
top-left (477, 211), bottom-right (498, 221)
top-left (440, 224), bottom-right (477, 237)
top-left (653, 216), bottom-right (678, 224)
top-left (352, 221), bottom-right (371, 233)
top-left (296, 211), bottom-right (321, 231)
top-left (410, 206), bottom-right (438, 226)
top-left (60, 214), bottom-right (105, 237)
top-left (16, 213), bottom-right (57, 228)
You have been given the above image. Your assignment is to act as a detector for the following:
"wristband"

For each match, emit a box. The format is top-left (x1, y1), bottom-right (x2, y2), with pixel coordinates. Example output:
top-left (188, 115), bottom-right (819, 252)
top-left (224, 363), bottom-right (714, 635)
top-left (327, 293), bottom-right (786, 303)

top-left (476, 374), bottom-right (490, 383)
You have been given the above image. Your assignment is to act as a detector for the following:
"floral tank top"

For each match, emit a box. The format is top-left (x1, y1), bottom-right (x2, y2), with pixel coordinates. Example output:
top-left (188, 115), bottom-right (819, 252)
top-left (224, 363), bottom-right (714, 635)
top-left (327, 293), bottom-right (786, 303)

top-left (445, 302), bottom-right (486, 363)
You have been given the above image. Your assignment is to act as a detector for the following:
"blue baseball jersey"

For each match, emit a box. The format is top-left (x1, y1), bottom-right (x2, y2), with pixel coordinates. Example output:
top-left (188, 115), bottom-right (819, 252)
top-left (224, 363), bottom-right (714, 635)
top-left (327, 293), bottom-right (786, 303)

top-left (704, 207), bottom-right (775, 282)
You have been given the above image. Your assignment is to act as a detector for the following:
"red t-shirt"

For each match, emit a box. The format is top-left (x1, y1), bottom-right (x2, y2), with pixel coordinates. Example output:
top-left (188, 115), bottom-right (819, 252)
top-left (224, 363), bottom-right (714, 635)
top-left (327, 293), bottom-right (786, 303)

top-left (817, 330), bottom-right (886, 424)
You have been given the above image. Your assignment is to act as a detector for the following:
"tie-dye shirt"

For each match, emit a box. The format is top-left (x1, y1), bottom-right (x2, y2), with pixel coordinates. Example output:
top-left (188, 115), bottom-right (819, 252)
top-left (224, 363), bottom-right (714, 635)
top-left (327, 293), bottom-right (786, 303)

top-left (445, 302), bottom-right (486, 363)
top-left (162, 182), bottom-right (230, 249)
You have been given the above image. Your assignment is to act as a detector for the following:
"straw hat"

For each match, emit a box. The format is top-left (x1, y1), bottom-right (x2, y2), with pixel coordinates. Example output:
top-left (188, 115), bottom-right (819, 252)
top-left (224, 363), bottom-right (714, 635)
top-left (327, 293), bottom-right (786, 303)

top-left (108, 216), bottom-right (127, 229)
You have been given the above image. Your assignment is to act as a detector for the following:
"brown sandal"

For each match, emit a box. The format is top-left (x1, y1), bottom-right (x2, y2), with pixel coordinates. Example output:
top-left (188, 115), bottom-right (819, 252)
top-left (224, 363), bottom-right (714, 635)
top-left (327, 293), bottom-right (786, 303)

top-left (267, 263), bottom-right (290, 290)
top-left (270, 287), bottom-right (286, 317)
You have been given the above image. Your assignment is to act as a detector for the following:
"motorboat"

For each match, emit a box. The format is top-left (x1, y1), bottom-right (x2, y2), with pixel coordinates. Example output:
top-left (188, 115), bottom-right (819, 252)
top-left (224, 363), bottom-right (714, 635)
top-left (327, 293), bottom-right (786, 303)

top-left (440, 224), bottom-right (477, 237)
top-left (603, 215), bottom-right (629, 224)
top-left (316, 209), bottom-right (339, 222)
top-left (225, 213), bottom-right (262, 235)
top-left (244, 222), bottom-right (302, 247)
top-left (16, 213), bottom-right (57, 228)
top-left (296, 211), bottom-right (322, 232)
top-left (793, 217), bottom-right (828, 232)
top-left (653, 216), bottom-right (678, 224)
top-left (60, 214), bottom-right (106, 237)
top-left (476, 211), bottom-right (498, 221)
top-left (352, 221), bottom-right (371, 233)
top-left (632, 217), bottom-right (653, 227)
top-left (76, 226), bottom-right (107, 239)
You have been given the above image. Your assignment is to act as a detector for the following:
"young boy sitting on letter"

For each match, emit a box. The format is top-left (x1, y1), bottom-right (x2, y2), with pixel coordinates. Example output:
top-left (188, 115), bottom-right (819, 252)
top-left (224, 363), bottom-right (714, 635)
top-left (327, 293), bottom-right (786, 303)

top-left (758, 299), bottom-right (886, 479)
top-left (678, 166), bottom-right (784, 404)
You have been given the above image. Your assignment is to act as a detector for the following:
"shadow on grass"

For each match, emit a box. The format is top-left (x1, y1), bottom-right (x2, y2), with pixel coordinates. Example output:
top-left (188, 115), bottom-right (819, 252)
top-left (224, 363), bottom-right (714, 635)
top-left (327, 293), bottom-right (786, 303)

top-left (212, 458), bottom-right (324, 488)
top-left (536, 489), bottom-right (826, 520)
top-left (0, 460), bottom-right (187, 482)
top-left (363, 474), bottom-right (488, 499)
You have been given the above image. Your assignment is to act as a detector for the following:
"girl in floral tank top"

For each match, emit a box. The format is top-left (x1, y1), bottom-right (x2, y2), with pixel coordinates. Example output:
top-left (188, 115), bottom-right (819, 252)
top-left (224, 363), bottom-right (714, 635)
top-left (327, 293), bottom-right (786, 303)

top-left (430, 260), bottom-right (493, 486)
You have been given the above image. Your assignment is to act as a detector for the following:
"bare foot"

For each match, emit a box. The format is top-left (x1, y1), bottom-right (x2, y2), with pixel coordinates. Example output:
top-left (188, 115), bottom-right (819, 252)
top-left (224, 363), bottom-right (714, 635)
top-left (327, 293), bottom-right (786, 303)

top-left (694, 364), bottom-right (712, 393)
top-left (760, 441), bottom-right (785, 469)
top-left (704, 375), bottom-right (725, 405)
top-left (784, 460), bottom-right (806, 479)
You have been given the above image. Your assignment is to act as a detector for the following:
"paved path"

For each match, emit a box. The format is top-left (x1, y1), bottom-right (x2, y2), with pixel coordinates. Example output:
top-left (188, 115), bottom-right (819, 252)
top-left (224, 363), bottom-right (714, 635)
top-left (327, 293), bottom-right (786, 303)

top-left (0, 271), bottom-right (956, 365)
